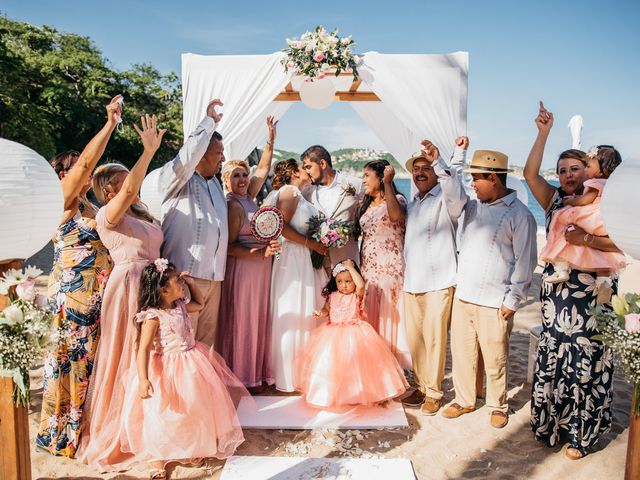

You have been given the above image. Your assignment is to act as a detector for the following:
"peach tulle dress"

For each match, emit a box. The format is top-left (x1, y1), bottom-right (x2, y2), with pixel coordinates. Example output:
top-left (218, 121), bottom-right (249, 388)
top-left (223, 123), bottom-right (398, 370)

top-left (294, 291), bottom-right (408, 408)
top-left (540, 178), bottom-right (626, 273)
top-left (117, 300), bottom-right (246, 469)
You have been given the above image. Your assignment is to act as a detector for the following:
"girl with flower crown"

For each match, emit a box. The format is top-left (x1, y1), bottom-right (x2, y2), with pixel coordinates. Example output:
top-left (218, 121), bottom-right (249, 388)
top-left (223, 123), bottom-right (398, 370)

top-left (294, 259), bottom-right (407, 408)
top-left (117, 259), bottom-right (247, 479)
top-left (540, 145), bottom-right (626, 291)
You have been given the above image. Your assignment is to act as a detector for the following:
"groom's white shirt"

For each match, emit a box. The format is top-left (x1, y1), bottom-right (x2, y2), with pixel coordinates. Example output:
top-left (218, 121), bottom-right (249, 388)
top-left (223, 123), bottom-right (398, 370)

top-left (314, 171), bottom-right (362, 218)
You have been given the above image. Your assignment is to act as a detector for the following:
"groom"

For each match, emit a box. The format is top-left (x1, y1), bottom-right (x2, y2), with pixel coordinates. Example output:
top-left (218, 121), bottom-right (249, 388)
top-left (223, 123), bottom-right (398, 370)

top-left (301, 145), bottom-right (362, 268)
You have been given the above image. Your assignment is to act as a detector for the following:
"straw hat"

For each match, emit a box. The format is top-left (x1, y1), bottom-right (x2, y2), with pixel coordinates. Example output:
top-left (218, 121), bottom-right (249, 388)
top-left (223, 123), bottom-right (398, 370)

top-left (464, 150), bottom-right (511, 174)
top-left (405, 153), bottom-right (429, 171)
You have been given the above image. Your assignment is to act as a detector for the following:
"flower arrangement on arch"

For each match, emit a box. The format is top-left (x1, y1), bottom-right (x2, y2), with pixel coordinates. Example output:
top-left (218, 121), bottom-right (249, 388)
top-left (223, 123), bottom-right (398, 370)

top-left (0, 266), bottom-right (56, 406)
top-left (594, 292), bottom-right (640, 416)
top-left (282, 26), bottom-right (359, 80)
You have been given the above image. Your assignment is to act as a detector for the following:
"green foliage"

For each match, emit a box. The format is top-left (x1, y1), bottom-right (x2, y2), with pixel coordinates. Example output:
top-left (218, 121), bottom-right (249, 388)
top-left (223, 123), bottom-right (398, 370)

top-left (0, 15), bottom-right (182, 169)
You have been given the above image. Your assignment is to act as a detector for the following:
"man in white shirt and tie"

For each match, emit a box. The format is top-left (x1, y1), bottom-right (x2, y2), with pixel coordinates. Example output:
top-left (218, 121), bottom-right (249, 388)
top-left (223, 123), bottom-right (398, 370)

top-left (401, 137), bottom-right (468, 415)
top-left (434, 144), bottom-right (537, 428)
top-left (158, 99), bottom-right (228, 348)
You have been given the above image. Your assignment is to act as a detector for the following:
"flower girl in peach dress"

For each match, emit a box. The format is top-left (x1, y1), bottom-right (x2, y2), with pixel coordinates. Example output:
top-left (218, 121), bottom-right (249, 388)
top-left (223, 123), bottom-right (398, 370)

top-left (540, 145), bottom-right (626, 287)
top-left (294, 259), bottom-right (407, 409)
top-left (120, 259), bottom-right (247, 479)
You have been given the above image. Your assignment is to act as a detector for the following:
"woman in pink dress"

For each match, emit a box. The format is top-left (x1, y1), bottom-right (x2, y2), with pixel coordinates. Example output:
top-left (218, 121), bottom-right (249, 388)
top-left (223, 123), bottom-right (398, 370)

top-left (216, 117), bottom-right (279, 391)
top-left (121, 260), bottom-right (247, 478)
top-left (356, 160), bottom-right (411, 368)
top-left (540, 145), bottom-right (625, 285)
top-left (295, 260), bottom-right (407, 408)
top-left (78, 115), bottom-right (166, 472)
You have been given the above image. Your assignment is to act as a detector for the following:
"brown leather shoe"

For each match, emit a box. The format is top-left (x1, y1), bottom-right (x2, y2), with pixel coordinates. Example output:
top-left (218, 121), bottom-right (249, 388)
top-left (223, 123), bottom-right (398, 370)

top-left (442, 403), bottom-right (475, 418)
top-left (490, 410), bottom-right (508, 428)
top-left (420, 397), bottom-right (441, 416)
top-left (565, 447), bottom-right (586, 460)
top-left (401, 389), bottom-right (425, 407)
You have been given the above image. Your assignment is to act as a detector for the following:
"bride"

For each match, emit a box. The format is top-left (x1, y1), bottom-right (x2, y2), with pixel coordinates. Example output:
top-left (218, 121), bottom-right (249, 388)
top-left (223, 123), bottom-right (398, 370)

top-left (266, 159), bottom-right (329, 392)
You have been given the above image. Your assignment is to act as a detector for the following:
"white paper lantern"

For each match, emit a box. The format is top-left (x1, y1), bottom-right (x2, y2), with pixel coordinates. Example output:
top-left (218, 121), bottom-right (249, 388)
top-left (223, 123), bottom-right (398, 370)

top-left (299, 77), bottom-right (336, 110)
top-left (140, 168), bottom-right (163, 221)
top-left (0, 139), bottom-right (64, 261)
top-left (601, 162), bottom-right (640, 260)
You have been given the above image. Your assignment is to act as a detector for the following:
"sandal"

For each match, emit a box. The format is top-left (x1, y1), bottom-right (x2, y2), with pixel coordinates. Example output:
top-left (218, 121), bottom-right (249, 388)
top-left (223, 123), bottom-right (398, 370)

top-left (565, 447), bottom-right (586, 460)
top-left (150, 468), bottom-right (166, 479)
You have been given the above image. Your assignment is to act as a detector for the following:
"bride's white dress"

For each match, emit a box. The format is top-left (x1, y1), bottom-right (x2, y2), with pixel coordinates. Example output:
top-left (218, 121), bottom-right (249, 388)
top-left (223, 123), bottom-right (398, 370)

top-left (268, 186), bottom-right (328, 392)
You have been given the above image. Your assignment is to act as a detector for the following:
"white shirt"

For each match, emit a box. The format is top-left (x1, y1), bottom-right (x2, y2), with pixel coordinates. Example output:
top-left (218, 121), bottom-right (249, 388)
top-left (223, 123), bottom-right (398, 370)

top-left (158, 116), bottom-right (229, 281)
top-left (435, 162), bottom-right (538, 310)
top-left (403, 155), bottom-right (464, 293)
top-left (315, 171), bottom-right (362, 217)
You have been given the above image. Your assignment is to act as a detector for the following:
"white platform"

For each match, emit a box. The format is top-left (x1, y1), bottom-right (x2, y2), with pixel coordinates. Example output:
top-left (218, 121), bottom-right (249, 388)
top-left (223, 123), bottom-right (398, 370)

top-left (220, 455), bottom-right (415, 480)
top-left (237, 396), bottom-right (408, 430)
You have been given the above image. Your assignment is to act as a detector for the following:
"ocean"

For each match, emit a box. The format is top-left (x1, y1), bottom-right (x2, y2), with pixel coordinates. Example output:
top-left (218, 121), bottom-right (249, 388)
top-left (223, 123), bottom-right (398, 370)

top-left (394, 177), bottom-right (558, 228)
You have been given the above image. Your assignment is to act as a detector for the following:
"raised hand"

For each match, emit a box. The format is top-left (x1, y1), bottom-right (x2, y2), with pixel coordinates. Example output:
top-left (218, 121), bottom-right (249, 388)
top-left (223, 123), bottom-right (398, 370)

top-left (106, 94), bottom-right (123, 126)
top-left (419, 140), bottom-right (440, 163)
top-left (133, 114), bottom-right (166, 154)
top-left (383, 165), bottom-right (395, 184)
top-left (535, 101), bottom-right (554, 134)
top-left (455, 136), bottom-right (470, 151)
top-left (266, 115), bottom-right (278, 144)
top-left (206, 98), bottom-right (224, 123)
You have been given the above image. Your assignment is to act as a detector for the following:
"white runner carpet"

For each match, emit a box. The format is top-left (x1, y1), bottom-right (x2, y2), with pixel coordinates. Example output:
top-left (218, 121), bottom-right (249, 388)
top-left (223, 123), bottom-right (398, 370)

top-left (220, 455), bottom-right (415, 479)
top-left (237, 396), bottom-right (408, 429)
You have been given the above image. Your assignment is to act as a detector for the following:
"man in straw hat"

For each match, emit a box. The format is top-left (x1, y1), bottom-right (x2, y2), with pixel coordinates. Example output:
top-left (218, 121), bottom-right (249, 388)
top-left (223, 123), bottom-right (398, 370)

top-left (401, 136), bottom-right (468, 415)
top-left (433, 144), bottom-right (537, 428)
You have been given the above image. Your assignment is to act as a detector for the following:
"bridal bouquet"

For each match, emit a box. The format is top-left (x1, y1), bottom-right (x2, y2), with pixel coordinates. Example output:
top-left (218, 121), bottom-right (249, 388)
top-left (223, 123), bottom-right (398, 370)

top-left (0, 266), bottom-right (56, 406)
top-left (594, 293), bottom-right (640, 415)
top-left (282, 25), bottom-right (359, 80)
top-left (307, 214), bottom-right (353, 269)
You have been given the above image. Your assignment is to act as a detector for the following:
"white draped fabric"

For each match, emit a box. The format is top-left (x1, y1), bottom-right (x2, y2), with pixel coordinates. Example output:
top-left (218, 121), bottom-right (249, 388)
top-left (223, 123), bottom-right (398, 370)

top-left (355, 51), bottom-right (468, 164)
top-left (181, 51), bottom-right (468, 166)
top-left (181, 53), bottom-right (292, 160)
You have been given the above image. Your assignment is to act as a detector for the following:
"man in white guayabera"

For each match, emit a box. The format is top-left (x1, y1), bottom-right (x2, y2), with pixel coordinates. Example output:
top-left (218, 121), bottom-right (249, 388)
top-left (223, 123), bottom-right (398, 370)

top-left (401, 137), bottom-right (468, 416)
top-left (301, 145), bottom-right (362, 269)
top-left (157, 99), bottom-right (227, 348)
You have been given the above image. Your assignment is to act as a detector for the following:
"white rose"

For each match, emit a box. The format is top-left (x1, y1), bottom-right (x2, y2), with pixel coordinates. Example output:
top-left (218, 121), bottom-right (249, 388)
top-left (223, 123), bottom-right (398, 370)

top-left (2, 304), bottom-right (24, 325)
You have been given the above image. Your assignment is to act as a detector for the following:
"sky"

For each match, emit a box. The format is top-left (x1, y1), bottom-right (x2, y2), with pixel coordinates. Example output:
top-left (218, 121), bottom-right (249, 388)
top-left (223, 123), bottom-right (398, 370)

top-left (3, 0), bottom-right (640, 168)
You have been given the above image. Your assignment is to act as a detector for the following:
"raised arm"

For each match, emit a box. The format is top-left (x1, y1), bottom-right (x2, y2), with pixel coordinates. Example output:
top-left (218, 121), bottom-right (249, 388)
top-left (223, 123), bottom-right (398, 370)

top-left (248, 116), bottom-right (278, 199)
top-left (426, 140), bottom-right (468, 220)
top-left (60, 95), bottom-right (122, 215)
top-left (104, 114), bottom-right (165, 225)
top-left (180, 272), bottom-right (204, 313)
top-left (382, 165), bottom-right (406, 223)
top-left (524, 101), bottom-right (558, 211)
top-left (343, 259), bottom-right (365, 298)
top-left (157, 99), bottom-right (222, 200)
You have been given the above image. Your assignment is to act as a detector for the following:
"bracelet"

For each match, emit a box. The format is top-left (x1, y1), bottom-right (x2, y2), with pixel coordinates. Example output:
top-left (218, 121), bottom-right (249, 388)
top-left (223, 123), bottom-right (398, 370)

top-left (583, 233), bottom-right (595, 244)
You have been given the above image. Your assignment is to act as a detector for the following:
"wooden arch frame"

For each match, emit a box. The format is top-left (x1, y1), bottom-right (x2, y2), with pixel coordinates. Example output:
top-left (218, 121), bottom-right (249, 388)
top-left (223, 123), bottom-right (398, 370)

top-left (273, 71), bottom-right (380, 102)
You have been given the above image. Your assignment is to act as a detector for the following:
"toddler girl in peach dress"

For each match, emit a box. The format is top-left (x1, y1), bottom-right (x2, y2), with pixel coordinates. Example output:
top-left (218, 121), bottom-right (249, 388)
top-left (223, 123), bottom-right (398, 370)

top-left (540, 145), bottom-right (625, 286)
top-left (294, 259), bottom-right (408, 409)
top-left (120, 259), bottom-right (248, 479)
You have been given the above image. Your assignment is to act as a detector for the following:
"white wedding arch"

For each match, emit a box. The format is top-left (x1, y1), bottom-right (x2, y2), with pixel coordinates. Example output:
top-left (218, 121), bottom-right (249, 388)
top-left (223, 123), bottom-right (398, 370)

top-left (181, 51), bottom-right (469, 166)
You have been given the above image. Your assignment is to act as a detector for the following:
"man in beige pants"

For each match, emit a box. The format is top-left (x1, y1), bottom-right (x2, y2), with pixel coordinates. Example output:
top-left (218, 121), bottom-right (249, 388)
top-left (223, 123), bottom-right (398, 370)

top-left (436, 147), bottom-right (537, 428)
top-left (158, 99), bottom-right (228, 347)
top-left (402, 137), bottom-right (468, 415)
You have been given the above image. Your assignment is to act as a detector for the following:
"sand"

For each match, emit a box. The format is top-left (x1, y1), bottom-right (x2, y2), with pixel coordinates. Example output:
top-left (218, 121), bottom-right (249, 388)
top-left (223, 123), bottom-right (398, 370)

top-left (26, 234), bottom-right (639, 479)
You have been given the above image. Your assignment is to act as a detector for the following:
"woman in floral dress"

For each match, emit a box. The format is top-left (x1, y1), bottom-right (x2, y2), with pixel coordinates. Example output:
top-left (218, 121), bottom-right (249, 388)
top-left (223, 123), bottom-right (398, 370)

top-left (356, 160), bottom-right (411, 368)
top-left (35, 96), bottom-right (121, 457)
top-left (525, 102), bottom-right (622, 460)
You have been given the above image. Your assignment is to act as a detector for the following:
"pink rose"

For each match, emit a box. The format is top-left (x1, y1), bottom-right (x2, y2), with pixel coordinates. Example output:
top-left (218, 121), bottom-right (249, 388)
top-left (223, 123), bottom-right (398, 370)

top-left (624, 313), bottom-right (640, 333)
top-left (313, 52), bottom-right (325, 62)
top-left (287, 61), bottom-right (295, 69)
top-left (16, 279), bottom-right (37, 302)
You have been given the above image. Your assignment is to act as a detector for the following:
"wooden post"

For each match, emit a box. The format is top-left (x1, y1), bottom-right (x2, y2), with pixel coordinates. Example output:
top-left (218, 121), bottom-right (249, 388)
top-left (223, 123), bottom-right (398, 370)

top-left (0, 259), bottom-right (32, 480)
top-left (625, 384), bottom-right (639, 480)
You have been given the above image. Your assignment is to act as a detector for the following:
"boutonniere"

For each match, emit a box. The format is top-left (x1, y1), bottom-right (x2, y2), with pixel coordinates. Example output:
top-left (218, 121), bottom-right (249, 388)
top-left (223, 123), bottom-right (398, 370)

top-left (341, 183), bottom-right (356, 196)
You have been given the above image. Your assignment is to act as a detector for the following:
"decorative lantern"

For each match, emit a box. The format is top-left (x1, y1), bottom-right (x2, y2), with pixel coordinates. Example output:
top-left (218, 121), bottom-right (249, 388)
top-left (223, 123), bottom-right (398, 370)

top-left (299, 77), bottom-right (336, 110)
top-left (0, 139), bottom-right (64, 262)
top-left (140, 168), bottom-right (163, 221)
top-left (601, 162), bottom-right (640, 260)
